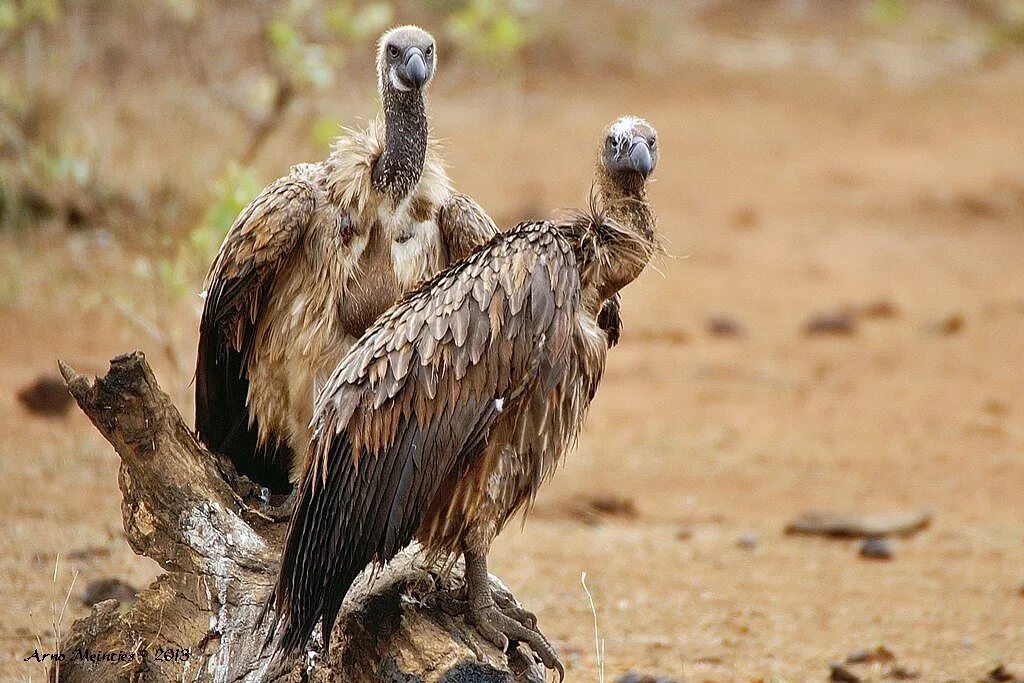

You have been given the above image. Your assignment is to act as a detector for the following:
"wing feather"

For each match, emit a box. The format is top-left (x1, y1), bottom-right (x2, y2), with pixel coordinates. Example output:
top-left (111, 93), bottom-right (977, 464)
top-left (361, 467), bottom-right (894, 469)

top-left (194, 174), bottom-right (316, 490)
top-left (268, 221), bottom-right (579, 657)
top-left (437, 191), bottom-right (500, 263)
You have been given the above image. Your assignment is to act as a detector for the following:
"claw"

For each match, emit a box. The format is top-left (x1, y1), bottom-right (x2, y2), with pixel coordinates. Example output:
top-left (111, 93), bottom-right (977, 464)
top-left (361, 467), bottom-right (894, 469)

top-left (467, 603), bottom-right (563, 678)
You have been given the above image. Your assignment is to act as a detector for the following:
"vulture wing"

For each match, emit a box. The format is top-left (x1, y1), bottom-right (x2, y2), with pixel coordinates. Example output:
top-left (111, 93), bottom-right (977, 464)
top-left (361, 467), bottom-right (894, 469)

top-left (195, 175), bottom-right (317, 491)
top-left (438, 191), bottom-right (500, 262)
top-left (268, 221), bottom-right (581, 656)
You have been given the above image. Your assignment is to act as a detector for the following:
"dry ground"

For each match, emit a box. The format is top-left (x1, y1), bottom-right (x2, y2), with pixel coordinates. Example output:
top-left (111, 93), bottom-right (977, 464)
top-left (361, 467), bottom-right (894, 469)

top-left (2, 63), bottom-right (1023, 681)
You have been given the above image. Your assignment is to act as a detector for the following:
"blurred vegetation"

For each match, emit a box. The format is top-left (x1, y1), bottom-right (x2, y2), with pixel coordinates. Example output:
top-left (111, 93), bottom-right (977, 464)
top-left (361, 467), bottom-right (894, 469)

top-left (1, 0), bottom-right (1024, 280)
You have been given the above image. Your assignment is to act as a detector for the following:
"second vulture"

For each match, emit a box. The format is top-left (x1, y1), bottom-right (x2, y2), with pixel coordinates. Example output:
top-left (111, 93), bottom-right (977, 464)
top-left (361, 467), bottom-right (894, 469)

top-left (266, 116), bottom-right (661, 677)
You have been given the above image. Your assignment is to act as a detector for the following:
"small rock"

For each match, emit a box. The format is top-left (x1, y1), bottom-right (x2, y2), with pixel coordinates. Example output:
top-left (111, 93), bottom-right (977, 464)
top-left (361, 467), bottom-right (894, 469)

top-left (80, 578), bottom-right (138, 607)
top-left (884, 666), bottom-right (920, 680)
top-left (564, 493), bottom-right (638, 526)
top-left (805, 311), bottom-right (857, 336)
top-left (931, 314), bottom-right (965, 335)
top-left (983, 664), bottom-right (1019, 682)
top-left (730, 206), bottom-right (760, 230)
top-left (675, 526), bottom-right (695, 541)
top-left (983, 400), bottom-right (1009, 418)
top-left (16, 374), bottom-right (74, 417)
top-left (707, 314), bottom-right (745, 338)
top-left (859, 537), bottom-right (893, 561)
top-left (830, 663), bottom-right (862, 682)
top-left (66, 545), bottom-right (112, 561)
top-left (861, 299), bottom-right (900, 320)
top-left (737, 533), bottom-right (759, 550)
top-left (616, 674), bottom-right (681, 683)
top-left (786, 510), bottom-right (932, 539)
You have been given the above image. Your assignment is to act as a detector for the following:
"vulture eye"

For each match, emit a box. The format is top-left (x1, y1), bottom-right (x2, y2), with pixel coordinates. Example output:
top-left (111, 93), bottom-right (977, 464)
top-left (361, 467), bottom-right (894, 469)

top-left (649, 138), bottom-right (657, 148)
top-left (426, 45), bottom-right (434, 56)
top-left (388, 45), bottom-right (400, 58)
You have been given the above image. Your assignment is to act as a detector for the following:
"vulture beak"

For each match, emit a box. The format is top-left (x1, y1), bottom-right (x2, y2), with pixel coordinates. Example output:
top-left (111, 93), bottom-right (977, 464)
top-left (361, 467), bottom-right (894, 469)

top-left (403, 48), bottom-right (429, 89)
top-left (627, 137), bottom-right (654, 178)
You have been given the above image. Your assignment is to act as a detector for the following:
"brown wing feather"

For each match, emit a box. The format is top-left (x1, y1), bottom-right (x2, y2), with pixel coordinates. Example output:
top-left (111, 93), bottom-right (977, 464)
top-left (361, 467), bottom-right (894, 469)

top-left (438, 191), bottom-right (499, 263)
top-left (194, 175), bottom-right (316, 490)
top-left (267, 221), bottom-right (580, 657)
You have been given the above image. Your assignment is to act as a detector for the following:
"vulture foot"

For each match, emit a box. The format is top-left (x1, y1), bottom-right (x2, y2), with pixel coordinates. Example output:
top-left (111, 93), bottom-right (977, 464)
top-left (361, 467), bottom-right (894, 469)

top-left (463, 550), bottom-right (564, 680)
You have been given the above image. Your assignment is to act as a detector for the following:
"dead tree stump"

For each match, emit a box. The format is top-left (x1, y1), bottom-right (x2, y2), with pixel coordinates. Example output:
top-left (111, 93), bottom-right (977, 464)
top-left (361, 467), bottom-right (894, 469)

top-left (55, 351), bottom-right (546, 683)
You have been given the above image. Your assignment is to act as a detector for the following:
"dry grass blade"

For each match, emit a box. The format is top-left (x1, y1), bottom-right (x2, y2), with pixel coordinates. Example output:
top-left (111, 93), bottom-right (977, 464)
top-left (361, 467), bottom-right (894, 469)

top-left (581, 572), bottom-right (605, 683)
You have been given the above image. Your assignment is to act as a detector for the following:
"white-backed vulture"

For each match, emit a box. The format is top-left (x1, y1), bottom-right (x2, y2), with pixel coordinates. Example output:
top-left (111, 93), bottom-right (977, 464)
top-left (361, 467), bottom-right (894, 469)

top-left (266, 116), bottom-right (660, 676)
top-left (194, 27), bottom-right (499, 492)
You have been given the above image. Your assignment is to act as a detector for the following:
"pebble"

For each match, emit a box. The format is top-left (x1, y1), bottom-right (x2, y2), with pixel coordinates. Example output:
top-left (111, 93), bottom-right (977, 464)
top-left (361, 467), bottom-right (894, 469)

top-left (859, 537), bottom-right (894, 560)
top-left (737, 533), bottom-right (759, 550)
top-left (707, 314), bottom-right (746, 338)
top-left (829, 663), bottom-right (862, 682)
top-left (884, 665), bottom-right (919, 680)
top-left (804, 311), bottom-right (857, 336)
top-left (16, 374), bottom-right (74, 417)
top-left (983, 664), bottom-right (1018, 682)
top-left (931, 313), bottom-right (965, 335)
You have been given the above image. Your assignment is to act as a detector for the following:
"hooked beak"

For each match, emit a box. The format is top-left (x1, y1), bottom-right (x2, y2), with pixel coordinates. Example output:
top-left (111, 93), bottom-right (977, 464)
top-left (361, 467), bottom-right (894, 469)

top-left (627, 137), bottom-right (654, 178)
top-left (402, 48), bottom-right (428, 89)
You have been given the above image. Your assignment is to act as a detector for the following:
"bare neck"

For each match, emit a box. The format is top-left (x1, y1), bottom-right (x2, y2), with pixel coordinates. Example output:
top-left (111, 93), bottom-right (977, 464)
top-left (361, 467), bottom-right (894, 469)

top-left (372, 83), bottom-right (428, 201)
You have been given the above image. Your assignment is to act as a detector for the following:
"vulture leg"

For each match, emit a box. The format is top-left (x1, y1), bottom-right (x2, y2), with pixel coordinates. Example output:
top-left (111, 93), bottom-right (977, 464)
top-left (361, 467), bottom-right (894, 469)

top-left (464, 549), bottom-right (564, 680)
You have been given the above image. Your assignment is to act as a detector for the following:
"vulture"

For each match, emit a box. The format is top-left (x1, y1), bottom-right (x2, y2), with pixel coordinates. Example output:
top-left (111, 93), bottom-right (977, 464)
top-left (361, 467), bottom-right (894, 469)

top-left (266, 116), bottom-right (660, 676)
top-left (194, 26), bottom-right (499, 493)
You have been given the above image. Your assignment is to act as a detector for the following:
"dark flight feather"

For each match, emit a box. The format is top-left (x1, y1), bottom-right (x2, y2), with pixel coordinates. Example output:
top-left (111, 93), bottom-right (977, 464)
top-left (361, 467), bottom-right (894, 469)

top-left (267, 221), bottom-right (580, 656)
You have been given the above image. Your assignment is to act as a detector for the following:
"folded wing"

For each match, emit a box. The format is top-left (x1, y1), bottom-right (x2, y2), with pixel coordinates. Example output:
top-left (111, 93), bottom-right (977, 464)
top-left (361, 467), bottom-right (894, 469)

top-left (194, 176), bottom-right (316, 490)
top-left (268, 221), bottom-right (581, 656)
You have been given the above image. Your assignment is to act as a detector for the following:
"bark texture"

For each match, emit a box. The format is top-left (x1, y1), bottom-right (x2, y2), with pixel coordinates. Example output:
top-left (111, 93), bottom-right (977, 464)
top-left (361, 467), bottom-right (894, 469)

top-left (54, 351), bottom-right (545, 683)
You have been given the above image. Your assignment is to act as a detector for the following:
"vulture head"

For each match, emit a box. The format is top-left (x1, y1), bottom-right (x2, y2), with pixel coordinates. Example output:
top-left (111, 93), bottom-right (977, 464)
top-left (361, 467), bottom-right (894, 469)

top-left (601, 115), bottom-right (659, 183)
top-left (377, 26), bottom-right (437, 95)
top-left (580, 116), bottom-right (661, 301)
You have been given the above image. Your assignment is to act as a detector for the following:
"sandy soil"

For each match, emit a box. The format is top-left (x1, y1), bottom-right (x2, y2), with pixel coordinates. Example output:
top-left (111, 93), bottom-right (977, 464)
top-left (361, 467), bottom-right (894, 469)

top-left (2, 64), bottom-right (1023, 681)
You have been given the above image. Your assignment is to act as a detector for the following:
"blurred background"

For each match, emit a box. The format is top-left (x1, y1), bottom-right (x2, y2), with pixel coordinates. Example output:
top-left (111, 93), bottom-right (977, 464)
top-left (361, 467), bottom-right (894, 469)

top-left (2, 1), bottom-right (1023, 680)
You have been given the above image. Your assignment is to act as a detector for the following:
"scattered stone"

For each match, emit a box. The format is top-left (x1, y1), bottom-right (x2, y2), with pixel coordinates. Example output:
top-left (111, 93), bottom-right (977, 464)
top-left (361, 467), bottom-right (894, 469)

top-left (564, 493), bottom-right (638, 526)
top-left (861, 299), bottom-right (900, 320)
top-left (707, 314), bottom-right (746, 338)
top-left (737, 533), bottom-right (759, 550)
top-left (785, 510), bottom-right (932, 539)
top-left (830, 663), bottom-right (863, 682)
top-left (675, 526), bottom-right (695, 541)
top-left (16, 374), bottom-right (74, 417)
top-left (80, 578), bottom-right (138, 607)
top-left (884, 665), bottom-right (920, 680)
top-left (66, 545), bottom-right (112, 561)
top-left (983, 400), bottom-right (1009, 418)
top-left (804, 310), bottom-right (857, 336)
top-left (730, 206), bottom-right (760, 230)
top-left (859, 537), bottom-right (894, 561)
top-left (982, 664), bottom-right (1019, 682)
top-left (616, 674), bottom-right (681, 683)
top-left (846, 645), bottom-right (896, 665)
top-left (931, 313), bottom-right (965, 335)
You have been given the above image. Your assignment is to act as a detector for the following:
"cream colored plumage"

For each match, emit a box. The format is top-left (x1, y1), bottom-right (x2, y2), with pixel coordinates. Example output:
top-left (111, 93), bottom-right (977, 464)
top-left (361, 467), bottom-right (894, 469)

top-left (194, 27), bottom-right (497, 490)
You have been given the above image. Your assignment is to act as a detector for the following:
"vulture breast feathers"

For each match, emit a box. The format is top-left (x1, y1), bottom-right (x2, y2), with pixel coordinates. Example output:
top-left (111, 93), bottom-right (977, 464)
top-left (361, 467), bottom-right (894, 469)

top-left (269, 221), bottom-right (580, 652)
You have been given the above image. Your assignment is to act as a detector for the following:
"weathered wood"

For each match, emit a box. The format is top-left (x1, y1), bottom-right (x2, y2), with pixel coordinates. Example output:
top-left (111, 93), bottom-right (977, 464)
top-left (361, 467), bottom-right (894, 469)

top-left (55, 351), bottom-right (545, 683)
